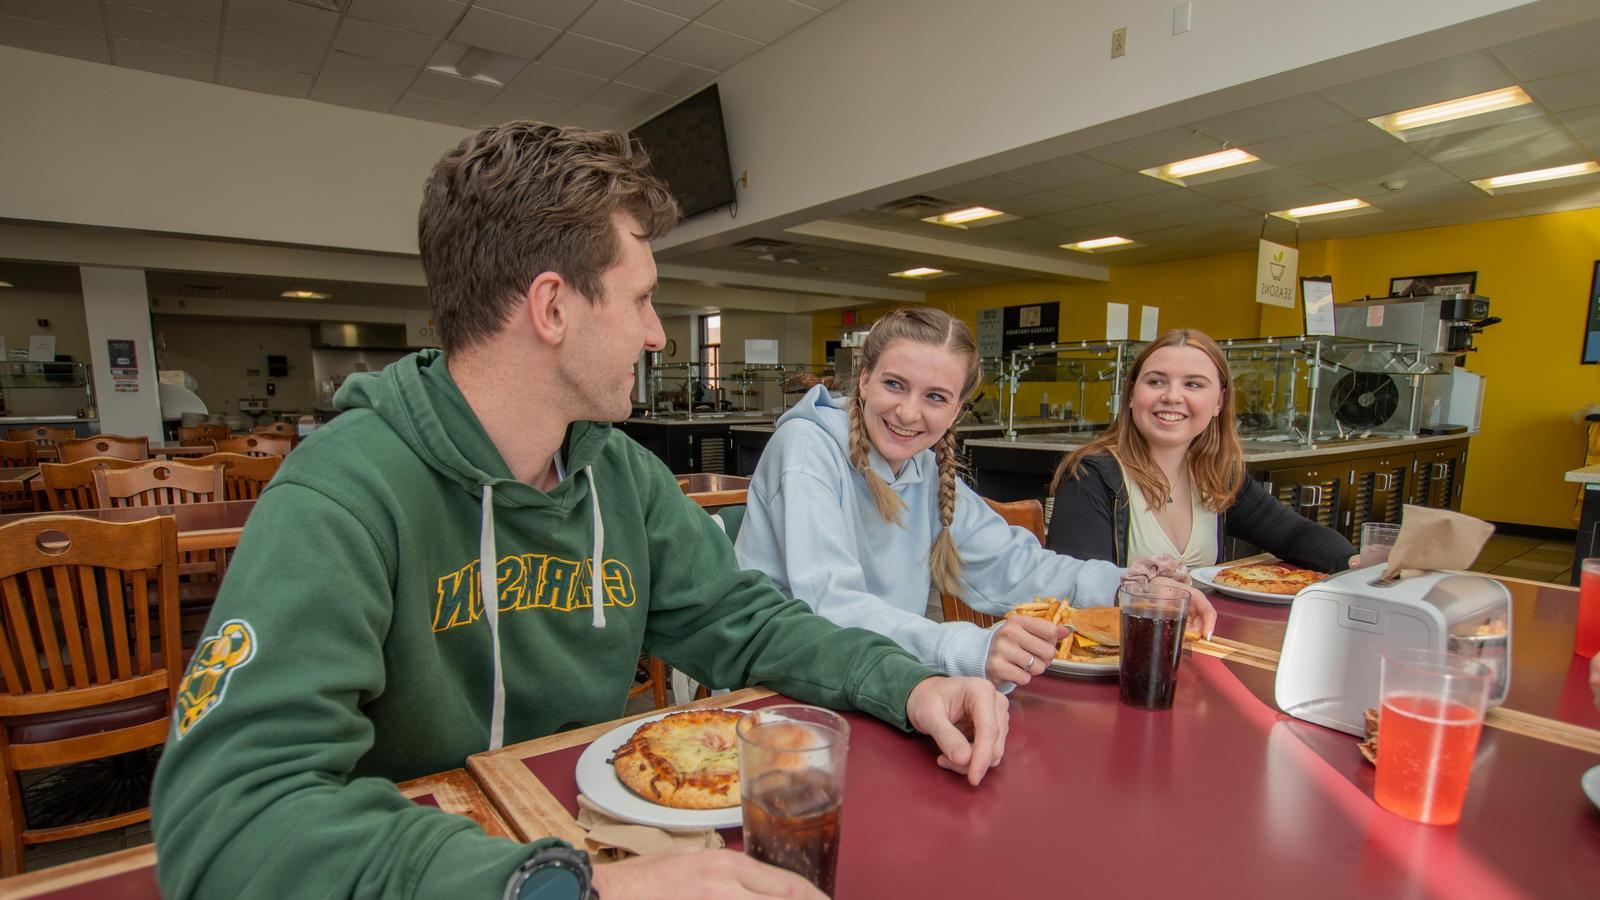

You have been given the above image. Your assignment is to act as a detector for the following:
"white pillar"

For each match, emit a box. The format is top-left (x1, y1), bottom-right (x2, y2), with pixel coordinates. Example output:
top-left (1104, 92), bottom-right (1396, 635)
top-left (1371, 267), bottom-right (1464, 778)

top-left (79, 266), bottom-right (162, 441)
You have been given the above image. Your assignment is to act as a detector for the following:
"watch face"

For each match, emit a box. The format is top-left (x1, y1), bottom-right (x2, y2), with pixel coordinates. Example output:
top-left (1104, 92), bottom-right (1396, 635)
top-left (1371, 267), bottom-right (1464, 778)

top-left (519, 866), bottom-right (583, 900)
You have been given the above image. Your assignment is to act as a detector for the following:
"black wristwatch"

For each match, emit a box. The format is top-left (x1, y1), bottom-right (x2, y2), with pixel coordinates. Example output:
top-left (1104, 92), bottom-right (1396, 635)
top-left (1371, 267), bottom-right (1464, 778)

top-left (502, 846), bottom-right (597, 900)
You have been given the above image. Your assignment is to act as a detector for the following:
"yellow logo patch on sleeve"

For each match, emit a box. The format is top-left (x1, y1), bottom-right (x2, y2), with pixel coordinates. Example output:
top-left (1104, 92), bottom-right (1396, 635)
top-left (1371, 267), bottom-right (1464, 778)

top-left (175, 619), bottom-right (257, 739)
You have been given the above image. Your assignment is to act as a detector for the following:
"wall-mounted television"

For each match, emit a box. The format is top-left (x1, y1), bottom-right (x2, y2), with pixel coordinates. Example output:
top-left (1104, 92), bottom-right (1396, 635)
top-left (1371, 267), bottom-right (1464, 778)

top-left (629, 84), bottom-right (736, 219)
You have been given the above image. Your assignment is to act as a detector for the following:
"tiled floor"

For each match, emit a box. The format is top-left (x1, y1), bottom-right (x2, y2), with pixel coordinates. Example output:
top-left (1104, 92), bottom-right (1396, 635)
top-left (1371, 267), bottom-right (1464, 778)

top-left (1467, 533), bottom-right (1577, 585)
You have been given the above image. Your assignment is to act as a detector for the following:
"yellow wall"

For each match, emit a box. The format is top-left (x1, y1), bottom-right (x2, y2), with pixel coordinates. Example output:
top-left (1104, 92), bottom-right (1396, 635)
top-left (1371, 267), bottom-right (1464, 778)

top-left (811, 207), bottom-right (1600, 529)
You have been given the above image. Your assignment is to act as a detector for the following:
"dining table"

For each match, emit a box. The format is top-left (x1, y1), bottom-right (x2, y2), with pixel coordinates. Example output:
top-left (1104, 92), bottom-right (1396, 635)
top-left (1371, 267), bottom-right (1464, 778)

top-left (0, 467), bottom-right (38, 495)
top-left (0, 500), bottom-right (256, 553)
top-left (677, 472), bottom-right (750, 509)
top-left (464, 569), bottom-right (1600, 899)
top-left (0, 769), bottom-right (514, 899)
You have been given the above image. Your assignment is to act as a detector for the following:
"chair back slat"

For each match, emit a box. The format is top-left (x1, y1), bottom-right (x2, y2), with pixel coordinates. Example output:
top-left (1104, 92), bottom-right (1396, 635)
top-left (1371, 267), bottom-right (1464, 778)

top-left (104, 566), bottom-right (133, 681)
top-left (130, 569), bottom-right (153, 675)
top-left (75, 564), bottom-right (112, 683)
top-left (93, 461), bottom-right (224, 508)
top-left (0, 580), bottom-right (41, 694)
top-left (23, 569), bottom-right (69, 692)
top-left (215, 435), bottom-right (292, 458)
top-left (178, 424), bottom-right (229, 445)
top-left (0, 605), bottom-right (22, 699)
top-left (40, 457), bottom-right (143, 510)
top-left (191, 452), bottom-right (281, 500)
top-left (58, 435), bottom-right (150, 463)
top-left (0, 440), bottom-right (37, 467)
top-left (49, 566), bottom-right (90, 689)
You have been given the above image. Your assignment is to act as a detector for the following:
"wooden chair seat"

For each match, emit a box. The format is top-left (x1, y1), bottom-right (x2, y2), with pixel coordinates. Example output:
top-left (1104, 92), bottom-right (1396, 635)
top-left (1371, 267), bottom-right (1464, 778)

top-left (8, 694), bottom-right (168, 746)
top-left (940, 497), bottom-right (1047, 629)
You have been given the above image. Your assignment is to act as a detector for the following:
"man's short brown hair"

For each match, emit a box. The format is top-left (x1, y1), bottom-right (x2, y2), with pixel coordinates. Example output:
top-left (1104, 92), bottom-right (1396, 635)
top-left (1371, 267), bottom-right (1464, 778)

top-left (418, 122), bottom-right (679, 351)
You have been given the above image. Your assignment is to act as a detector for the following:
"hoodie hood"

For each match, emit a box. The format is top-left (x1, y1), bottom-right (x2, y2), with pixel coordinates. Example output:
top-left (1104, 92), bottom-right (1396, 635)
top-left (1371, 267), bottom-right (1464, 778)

top-left (777, 383), bottom-right (930, 486)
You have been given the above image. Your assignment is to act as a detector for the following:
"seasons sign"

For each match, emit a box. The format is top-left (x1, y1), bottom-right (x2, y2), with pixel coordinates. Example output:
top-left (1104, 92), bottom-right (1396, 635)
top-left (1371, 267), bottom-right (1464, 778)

top-left (1254, 239), bottom-right (1298, 308)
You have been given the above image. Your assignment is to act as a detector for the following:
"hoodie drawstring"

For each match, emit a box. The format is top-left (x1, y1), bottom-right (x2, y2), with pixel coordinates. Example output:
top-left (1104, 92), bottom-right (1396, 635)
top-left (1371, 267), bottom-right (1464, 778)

top-left (479, 482), bottom-right (506, 751)
top-left (586, 465), bottom-right (606, 629)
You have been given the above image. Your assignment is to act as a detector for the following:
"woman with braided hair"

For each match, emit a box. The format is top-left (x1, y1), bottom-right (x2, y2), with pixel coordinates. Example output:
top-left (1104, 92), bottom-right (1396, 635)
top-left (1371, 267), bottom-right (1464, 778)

top-left (736, 307), bottom-right (1214, 687)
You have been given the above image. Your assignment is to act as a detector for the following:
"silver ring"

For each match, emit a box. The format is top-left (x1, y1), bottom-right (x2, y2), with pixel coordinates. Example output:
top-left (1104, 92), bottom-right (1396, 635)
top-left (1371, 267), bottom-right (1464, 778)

top-left (1023, 654), bottom-right (1035, 670)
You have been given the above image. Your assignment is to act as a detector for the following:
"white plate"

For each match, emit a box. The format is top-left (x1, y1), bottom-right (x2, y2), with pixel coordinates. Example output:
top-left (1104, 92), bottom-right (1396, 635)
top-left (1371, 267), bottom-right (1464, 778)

top-left (574, 711), bottom-right (745, 832)
top-left (1189, 564), bottom-right (1301, 605)
top-left (1046, 656), bottom-right (1119, 678)
top-left (1584, 765), bottom-right (1600, 811)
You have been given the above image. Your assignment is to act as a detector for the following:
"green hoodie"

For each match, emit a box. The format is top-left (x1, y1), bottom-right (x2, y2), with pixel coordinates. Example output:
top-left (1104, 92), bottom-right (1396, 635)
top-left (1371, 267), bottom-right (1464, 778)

top-left (151, 350), bottom-right (934, 899)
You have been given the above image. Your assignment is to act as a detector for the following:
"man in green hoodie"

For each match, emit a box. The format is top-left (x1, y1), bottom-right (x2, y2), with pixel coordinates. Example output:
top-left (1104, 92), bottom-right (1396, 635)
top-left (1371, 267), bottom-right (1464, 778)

top-left (151, 123), bottom-right (1011, 900)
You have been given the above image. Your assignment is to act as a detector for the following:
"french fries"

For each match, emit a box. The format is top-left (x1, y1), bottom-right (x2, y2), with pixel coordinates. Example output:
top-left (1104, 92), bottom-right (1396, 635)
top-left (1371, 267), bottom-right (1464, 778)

top-left (1004, 597), bottom-right (1077, 659)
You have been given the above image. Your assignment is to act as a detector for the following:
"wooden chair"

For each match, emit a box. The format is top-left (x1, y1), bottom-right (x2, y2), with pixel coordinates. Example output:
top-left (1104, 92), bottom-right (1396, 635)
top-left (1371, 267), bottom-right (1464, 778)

top-left (39, 458), bottom-right (144, 511)
top-left (5, 427), bottom-right (74, 462)
top-left (0, 515), bottom-right (181, 875)
top-left (940, 497), bottom-right (1047, 629)
top-left (0, 441), bottom-right (38, 514)
top-left (190, 452), bottom-right (281, 501)
top-left (177, 424), bottom-right (229, 446)
top-left (93, 461), bottom-right (224, 508)
top-left (58, 435), bottom-right (150, 464)
top-left (215, 435), bottom-right (292, 458)
top-left (251, 421), bottom-right (296, 437)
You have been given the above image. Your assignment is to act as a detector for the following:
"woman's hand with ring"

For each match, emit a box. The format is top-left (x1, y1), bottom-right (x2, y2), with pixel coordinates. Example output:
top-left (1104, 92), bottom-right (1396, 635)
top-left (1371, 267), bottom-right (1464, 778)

top-left (986, 615), bottom-right (1067, 686)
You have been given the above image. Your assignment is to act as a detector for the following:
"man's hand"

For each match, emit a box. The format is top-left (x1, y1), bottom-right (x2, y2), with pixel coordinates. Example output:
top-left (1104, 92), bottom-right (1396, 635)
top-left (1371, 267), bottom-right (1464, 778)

top-left (1150, 575), bottom-right (1215, 639)
top-left (986, 616), bottom-right (1068, 685)
top-left (589, 848), bottom-right (825, 899)
top-left (905, 676), bottom-right (1009, 786)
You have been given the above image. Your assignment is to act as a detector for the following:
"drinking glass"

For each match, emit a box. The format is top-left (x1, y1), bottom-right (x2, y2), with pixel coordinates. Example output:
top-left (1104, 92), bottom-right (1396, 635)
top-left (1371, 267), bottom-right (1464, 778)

top-left (1374, 649), bottom-right (1491, 825)
top-left (1118, 583), bottom-right (1190, 710)
top-left (1360, 522), bottom-right (1402, 568)
top-left (738, 705), bottom-right (849, 895)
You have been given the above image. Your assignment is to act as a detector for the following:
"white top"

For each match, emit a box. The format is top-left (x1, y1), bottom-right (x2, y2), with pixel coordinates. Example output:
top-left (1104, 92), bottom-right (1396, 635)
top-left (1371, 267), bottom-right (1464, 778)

top-left (1123, 469), bottom-right (1219, 568)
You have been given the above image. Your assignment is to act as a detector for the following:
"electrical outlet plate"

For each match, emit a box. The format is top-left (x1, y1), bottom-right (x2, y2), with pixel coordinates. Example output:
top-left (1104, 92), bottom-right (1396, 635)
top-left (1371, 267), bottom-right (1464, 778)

top-left (1111, 26), bottom-right (1127, 58)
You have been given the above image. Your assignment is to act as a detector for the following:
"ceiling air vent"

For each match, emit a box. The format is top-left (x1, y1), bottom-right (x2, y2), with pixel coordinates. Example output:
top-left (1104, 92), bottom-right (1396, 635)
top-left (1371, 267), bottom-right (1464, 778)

top-left (871, 195), bottom-right (957, 217)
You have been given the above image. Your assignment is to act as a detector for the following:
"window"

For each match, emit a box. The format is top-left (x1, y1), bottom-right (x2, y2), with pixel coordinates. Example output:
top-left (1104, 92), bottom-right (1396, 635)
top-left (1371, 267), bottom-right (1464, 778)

top-left (700, 314), bottom-right (722, 388)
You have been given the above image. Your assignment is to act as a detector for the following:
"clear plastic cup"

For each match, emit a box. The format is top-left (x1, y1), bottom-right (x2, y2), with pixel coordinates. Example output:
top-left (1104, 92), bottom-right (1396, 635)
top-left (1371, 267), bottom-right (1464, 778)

top-left (1118, 583), bottom-right (1191, 710)
top-left (1360, 522), bottom-right (1402, 568)
top-left (1374, 649), bottom-right (1491, 825)
top-left (738, 706), bottom-right (849, 894)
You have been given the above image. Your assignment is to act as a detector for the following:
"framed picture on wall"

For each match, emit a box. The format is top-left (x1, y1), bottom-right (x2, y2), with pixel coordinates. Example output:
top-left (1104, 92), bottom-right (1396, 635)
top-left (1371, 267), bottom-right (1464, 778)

top-left (1582, 261), bottom-right (1600, 364)
top-left (1388, 271), bottom-right (1477, 298)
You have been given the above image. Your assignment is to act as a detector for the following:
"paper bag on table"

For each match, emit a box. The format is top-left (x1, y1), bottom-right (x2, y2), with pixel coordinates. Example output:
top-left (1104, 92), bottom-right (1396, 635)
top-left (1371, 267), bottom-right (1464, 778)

top-left (576, 794), bottom-right (724, 861)
top-left (1382, 504), bottom-right (1495, 580)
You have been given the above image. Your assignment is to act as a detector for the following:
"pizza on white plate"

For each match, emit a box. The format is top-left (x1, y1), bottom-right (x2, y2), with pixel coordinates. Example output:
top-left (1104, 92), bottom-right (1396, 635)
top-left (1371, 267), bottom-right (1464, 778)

top-left (1213, 561), bottom-right (1328, 596)
top-left (610, 709), bottom-right (744, 809)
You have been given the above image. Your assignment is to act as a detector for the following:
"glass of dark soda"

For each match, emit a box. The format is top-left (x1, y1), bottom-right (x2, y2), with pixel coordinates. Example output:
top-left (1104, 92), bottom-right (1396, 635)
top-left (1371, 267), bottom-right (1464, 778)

top-left (1118, 583), bottom-right (1191, 710)
top-left (737, 706), bottom-right (849, 896)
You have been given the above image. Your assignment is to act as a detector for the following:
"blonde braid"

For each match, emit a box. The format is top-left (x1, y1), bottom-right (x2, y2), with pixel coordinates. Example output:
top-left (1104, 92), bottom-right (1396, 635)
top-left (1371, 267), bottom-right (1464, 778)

top-left (849, 392), bottom-right (906, 525)
top-left (928, 428), bottom-right (964, 600)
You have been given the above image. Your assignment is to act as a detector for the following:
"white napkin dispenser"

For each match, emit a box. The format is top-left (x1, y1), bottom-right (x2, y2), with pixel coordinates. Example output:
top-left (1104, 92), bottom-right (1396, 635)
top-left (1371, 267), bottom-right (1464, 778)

top-left (1273, 567), bottom-right (1511, 737)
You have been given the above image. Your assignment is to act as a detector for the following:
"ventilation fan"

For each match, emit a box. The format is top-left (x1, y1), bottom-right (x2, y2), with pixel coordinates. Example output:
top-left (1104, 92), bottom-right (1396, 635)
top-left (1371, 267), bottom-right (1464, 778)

top-left (1331, 372), bottom-right (1400, 429)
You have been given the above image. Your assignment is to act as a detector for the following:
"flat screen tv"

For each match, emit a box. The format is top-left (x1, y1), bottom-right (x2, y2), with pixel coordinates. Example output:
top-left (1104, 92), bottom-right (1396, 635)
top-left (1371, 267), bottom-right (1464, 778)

top-left (630, 84), bottom-right (736, 219)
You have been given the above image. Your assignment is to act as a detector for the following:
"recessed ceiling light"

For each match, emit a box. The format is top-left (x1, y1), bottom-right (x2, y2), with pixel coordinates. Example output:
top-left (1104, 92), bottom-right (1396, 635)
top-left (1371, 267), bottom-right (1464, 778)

top-left (1060, 236), bottom-right (1137, 252)
top-left (921, 206), bottom-right (1007, 228)
top-left (1140, 148), bottom-right (1259, 184)
top-left (281, 289), bottom-right (331, 300)
top-left (1471, 161), bottom-right (1600, 192)
top-left (1369, 87), bottom-right (1532, 135)
top-left (889, 267), bottom-right (947, 279)
top-left (0, 281), bottom-right (12, 288)
top-left (1271, 199), bottom-right (1370, 220)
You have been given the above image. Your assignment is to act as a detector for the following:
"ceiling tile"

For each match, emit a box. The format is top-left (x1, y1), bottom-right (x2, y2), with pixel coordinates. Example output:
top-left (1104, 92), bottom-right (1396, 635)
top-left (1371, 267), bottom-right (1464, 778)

top-left (999, 154), bottom-right (1124, 189)
top-left (0, 0), bottom-right (103, 31)
top-left (470, 89), bottom-right (574, 126)
top-left (950, 219), bottom-right (1060, 242)
top-left (1187, 167), bottom-right (1315, 201)
top-left (220, 26), bottom-right (323, 73)
top-left (571, 0), bottom-right (688, 52)
top-left (1062, 172), bottom-right (1181, 204)
top-left (586, 81), bottom-right (674, 115)
top-left (410, 68), bottom-right (500, 106)
top-left (1083, 127), bottom-right (1224, 170)
top-left (699, 0), bottom-right (819, 44)
top-left (1387, 196), bottom-right (1506, 223)
top-left (319, 49), bottom-right (418, 90)
top-left (989, 190), bottom-right (1086, 218)
top-left (539, 32), bottom-right (642, 79)
top-left (560, 104), bottom-right (638, 131)
top-left (1148, 202), bottom-right (1258, 227)
top-left (616, 53), bottom-right (713, 94)
top-left (113, 36), bottom-right (215, 80)
top-left (506, 60), bottom-right (606, 101)
top-left (1248, 120), bottom-right (1397, 166)
top-left (107, 3), bottom-right (219, 53)
top-left (1558, 104), bottom-right (1600, 141)
top-left (226, 0), bottom-right (338, 46)
top-left (310, 75), bottom-right (404, 112)
top-left (449, 6), bottom-right (559, 59)
top-left (1318, 52), bottom-right (1512, 118)
top-left (1358, 182), bottom-right (1483, 210)
top-left (219, 56), bottom-right (312, 96)
top-left (653, 21), bottom-right (762, 70)
top-left (1492, 180), bottom-right (1600, 212)
top-left (633, 0), bottom-right (719, 15)
top-left (934, 176), bottom-right (1039, 205)
top-left (1034, 204), bottom-right (1157, 233)
top-left (1488, 18), bottom-right (1600, 83)
top-left (1525, 66), bottom-right (1600, 114)
top-left (1229, 185), bottom-right (1348, 214)
top-left (475, 0), bottom-right (592, 30)
top-left (0, 16), bottom-right (111, 62)
top-left (797, 0), bottom-right (842, 9)
top-left (1328, 165), bottom-right (1461, 199)
top-left (1287, 143), bottom-right (1428, 183)
top-left (1188, 94), bottom-right (1353, 146)
top-left (347, 0), bottom-right (466, 38)
top-left (391, 92), bottom-right (478, 125)
top-left (120, 0), bottom-right (223, 22)
top-left (334, 17), bottom-right (440, 65)
top-left (1409, 116), bottom-right (1586, 178)
top-left (1108, 187), bottom-right (1224, 216)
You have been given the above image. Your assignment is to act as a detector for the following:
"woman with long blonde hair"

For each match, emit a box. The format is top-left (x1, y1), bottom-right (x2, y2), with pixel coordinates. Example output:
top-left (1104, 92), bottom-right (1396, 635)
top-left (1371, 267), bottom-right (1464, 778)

top-left (1048, 328), bottom-right (1357, 571)
top-left (737, 308), bottom-right (1215, 687)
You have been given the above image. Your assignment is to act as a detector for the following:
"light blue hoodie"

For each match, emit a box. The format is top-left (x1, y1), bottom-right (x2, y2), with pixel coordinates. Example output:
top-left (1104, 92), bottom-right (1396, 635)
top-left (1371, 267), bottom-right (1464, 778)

top-left (736, 384), bottom-right (1124, 678)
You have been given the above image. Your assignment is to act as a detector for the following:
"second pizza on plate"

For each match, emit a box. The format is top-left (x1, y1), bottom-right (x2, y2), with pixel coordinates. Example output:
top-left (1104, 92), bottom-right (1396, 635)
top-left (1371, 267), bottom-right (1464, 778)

top-left (1212, 561), bottom-right (1329, 595)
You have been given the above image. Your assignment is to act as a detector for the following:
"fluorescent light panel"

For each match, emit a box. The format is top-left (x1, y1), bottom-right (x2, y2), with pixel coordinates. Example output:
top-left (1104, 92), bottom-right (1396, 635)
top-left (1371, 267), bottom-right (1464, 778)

top-left (1141, 148), bottom-right (1259, 184)
top-left (1472, 161), bottom-right (1600, 192)
top-left (888, 267), bottom-right (946, 279)
top-left (1061, 236), bottom-right (1135, 252)
top-left (281, 289), bottom-right (331, 300)
top-left (0, 281), bottom-right (12, 288)
top-left (922, 206), bottom-right (1005, 227)
top-left (1271, 199), bottom-right (1370, 220)
top-left (1369, 86), bottom-right (1532, 134)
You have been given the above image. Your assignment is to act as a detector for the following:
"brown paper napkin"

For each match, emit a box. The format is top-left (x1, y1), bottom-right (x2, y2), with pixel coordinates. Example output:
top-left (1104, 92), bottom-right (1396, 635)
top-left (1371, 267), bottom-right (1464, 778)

top-left (575, 794), bottom-right (724, 860)
top-left (1382, 504), bottom-right (1495, 580)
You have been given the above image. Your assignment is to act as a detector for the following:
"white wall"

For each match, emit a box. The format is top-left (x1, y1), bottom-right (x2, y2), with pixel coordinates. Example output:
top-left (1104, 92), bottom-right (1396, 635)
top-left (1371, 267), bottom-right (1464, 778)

top-left (0, 290), bottom-right (90, 364)
top-left (155, 320), bottom-right (321, 416)
top-left (81, 267), bottom-right (161, 440)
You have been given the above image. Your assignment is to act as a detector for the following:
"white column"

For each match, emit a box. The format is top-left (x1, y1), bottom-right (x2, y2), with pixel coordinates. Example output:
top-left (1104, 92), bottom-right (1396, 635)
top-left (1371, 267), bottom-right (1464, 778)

top-left (80, 266), bottom-right (162, 441)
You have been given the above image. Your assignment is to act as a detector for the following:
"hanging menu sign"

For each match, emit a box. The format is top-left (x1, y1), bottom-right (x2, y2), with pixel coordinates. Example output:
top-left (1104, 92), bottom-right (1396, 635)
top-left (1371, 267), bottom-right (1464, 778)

top-left (108, 338), bottom-right (140, 393)
top-left (1000, 301), bottom-right (1059, 354)
top-left (976, 308), bottom-right (1003, 358)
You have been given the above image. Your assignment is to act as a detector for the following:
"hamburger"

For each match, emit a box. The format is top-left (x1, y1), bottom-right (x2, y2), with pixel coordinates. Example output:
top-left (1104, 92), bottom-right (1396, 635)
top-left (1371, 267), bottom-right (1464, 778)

top-left (1063, 606), bottom-right (1120, 660)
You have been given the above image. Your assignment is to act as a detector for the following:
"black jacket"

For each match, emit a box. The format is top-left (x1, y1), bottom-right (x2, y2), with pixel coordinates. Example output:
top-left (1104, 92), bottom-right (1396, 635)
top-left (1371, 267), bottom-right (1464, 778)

top-left (1046, 451), bottom-right (1357, 572)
